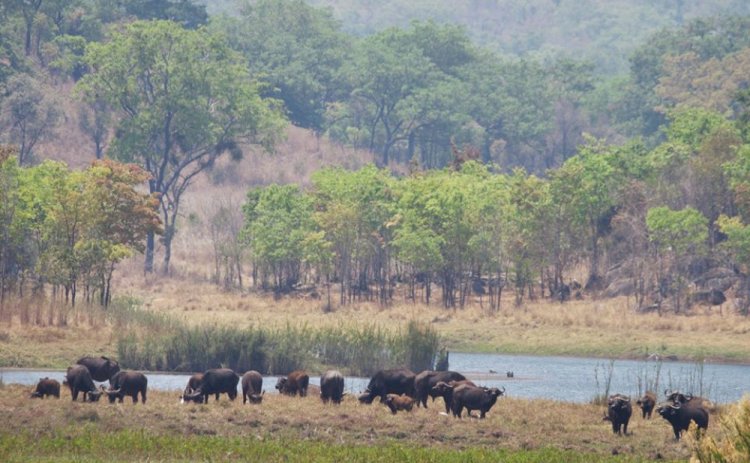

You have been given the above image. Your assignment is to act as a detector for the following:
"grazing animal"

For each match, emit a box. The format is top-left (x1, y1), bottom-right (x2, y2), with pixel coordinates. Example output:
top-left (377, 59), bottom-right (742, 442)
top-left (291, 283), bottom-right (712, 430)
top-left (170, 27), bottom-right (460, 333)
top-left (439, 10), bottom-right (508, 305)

top-left (657, 401), bottom-right (709, 440)
top-left (604, 394), bottom-right (632, 435)
top-left (275, 370), bottom-right (309, 397)
top-left (430, 380), bottom-right (478, 414)
top-left (413, 370), bottom-right (467, 408)
top-left (64, 365), bottom-right (102, 402)
top-left (30, 377), bottom-right (60, 399)
top-left (384, 394), bottom-right (415, 414)
top-left (103, 371), bottom-right (147, 404)
top-left (183, 368), bottom-right (239, 404)
top-left (359, 368), bottom-right (416, 404)
top-left (76, 356), bottom-right (120, 382)
top-left (636, 391), bottom-right (656, 419)
top-left (320, 370), bottom-right (345, 404)
top-left (241, 370), bottom-right (264, 404)
top-left (451, 385), bottom-right (504, 419)
top-left (181, 373), bottom-right (205, 403)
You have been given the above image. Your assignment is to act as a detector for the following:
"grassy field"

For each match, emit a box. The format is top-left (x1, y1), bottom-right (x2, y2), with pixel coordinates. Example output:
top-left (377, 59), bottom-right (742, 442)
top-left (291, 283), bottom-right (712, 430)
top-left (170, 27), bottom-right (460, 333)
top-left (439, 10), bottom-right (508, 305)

top-left (0, 385), bottom-right (703, 462)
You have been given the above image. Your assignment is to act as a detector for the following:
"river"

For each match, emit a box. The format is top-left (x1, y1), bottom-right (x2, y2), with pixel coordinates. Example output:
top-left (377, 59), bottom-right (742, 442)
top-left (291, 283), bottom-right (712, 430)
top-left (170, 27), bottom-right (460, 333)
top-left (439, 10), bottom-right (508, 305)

top-left (3, 352), bottom-right (749, 403)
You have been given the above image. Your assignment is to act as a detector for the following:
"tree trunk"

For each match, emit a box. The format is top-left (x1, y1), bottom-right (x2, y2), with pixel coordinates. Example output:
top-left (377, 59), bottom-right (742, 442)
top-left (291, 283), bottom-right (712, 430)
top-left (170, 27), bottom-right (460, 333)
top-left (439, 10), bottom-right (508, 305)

top-left (144, 230), bottom-right (155, 273)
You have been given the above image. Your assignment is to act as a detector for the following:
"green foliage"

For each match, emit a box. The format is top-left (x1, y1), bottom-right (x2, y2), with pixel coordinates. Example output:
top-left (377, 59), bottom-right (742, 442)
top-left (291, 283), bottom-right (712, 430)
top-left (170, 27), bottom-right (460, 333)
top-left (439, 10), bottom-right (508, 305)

top-left (118, 320), bottom-right (439, 375)
top-left (716, 215), bottom-right (750, 270)
top-left (646, 206), bottom-right (708, 256)
top-left (242, 184), bottom-right (314, 290)
top-left (0, 157), bottom-right (160, 306)
top-left (222, 0), bottom-right (350, 131)
top-left (77, 19), bottom-right (286, 273)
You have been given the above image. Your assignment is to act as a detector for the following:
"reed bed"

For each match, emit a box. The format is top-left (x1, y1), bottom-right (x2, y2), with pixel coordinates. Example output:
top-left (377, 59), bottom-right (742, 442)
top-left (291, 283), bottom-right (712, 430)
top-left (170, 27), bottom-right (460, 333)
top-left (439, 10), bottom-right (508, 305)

top-left (117, 320), bottom-right (440, 376)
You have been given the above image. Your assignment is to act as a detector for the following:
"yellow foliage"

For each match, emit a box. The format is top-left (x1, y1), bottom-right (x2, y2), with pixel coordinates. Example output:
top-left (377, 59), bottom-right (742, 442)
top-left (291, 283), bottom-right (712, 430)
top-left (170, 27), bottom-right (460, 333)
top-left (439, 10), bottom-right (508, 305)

top-left (690, 395), bottom-right (750, 463)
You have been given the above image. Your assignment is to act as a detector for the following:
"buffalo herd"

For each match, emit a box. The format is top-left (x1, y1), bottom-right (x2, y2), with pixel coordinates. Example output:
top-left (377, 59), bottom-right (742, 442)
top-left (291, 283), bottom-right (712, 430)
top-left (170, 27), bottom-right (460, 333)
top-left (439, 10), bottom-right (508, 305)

top-left (29, 356), bottom-right (713, 440)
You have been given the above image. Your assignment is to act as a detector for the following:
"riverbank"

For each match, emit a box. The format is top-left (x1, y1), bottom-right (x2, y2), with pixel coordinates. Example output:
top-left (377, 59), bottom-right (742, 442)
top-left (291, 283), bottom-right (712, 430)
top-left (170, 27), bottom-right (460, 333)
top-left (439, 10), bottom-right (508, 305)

top-left (2, 281), bottom-right (750, 369)
top-left (0, 385), bottom-right (695, 462)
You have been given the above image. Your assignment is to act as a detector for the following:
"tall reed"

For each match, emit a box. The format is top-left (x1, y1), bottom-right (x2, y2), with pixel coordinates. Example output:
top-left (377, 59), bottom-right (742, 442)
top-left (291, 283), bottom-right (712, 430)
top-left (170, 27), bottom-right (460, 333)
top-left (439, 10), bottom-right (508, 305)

top-left (117, 320), bottom-right (440, 376)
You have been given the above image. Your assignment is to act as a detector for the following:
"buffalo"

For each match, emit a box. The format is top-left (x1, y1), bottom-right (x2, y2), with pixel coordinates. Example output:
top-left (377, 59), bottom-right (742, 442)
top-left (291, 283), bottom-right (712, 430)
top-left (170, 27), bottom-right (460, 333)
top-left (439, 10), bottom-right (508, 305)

top-left (384, 394), bottom-right (415, 414)
top-left (413, 370), bottom-right (467, 409)
top-left (359, 368), bottom-right (415, 404)
top-left (181, 373), bottom-right (205, 403)
top-left (30, 377), bottom-right (60, 399)
top-left (451, 384), bottom-right (504, 419)
top-left (665, 390), bottom-right (714, 410)
top-left (430, 380), bottom-right (478, 414)
top-left (183, 368), bottom-right (239, 403)
top-left (657, 401), bottom-right (709, 440)
top-left (636, 391), bottom-right (656, 419)
top-left (320, 370), bottom-right (345, 404)
top-left (276, 370), bottom-right (309, 397)
top-left (76, 356), bottom-right (120, 383)
top-left (64, 365), bottom-right (102, 402)
top-left (603, 394), bottom-right (632, 435)
top-left (103, 371), bottom-right (147, 404)
top-left (241, 370), bottom-right (264, 404)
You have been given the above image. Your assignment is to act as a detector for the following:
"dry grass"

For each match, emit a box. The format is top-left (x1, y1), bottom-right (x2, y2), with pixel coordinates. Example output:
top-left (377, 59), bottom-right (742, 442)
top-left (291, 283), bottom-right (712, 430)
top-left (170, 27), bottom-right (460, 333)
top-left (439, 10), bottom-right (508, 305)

top-left (105, 269), bottom-right (750, 364)
top-left (0, 384), bottom-right (701, 461)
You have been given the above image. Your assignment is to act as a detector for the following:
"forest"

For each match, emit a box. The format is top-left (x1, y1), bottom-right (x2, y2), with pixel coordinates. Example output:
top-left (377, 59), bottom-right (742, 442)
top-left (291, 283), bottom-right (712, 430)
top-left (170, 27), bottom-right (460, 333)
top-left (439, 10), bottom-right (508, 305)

top-left (2, 0), bottom-right (750, 316)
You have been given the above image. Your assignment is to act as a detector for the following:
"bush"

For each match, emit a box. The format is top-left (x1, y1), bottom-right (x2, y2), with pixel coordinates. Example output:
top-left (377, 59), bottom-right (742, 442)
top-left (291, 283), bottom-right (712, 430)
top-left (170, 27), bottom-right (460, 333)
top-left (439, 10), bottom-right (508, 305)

top-left (690, 395), bottom-right (750, 463)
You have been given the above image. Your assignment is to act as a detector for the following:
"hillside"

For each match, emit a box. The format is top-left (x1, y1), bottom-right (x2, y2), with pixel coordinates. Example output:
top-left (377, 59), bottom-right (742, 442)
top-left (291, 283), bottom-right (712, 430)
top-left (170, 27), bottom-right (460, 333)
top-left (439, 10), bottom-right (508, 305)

top-left (203, 0), bottom-right (750, 74)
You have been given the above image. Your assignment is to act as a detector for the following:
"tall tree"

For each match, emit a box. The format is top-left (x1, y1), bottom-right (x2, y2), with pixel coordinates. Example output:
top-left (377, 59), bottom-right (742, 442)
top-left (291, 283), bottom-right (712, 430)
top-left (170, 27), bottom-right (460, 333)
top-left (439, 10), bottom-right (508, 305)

top-left (78, 20), bottom-right (285, 274)
top-left (1, 73), bottom-right (61, 165)
top-left (224, 0), bottom-right (350, 132)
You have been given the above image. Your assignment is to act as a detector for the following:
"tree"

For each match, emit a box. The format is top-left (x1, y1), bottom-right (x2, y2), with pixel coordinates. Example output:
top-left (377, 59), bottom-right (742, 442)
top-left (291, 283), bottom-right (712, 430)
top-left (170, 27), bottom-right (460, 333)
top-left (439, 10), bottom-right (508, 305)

top-left (78, 20), bottom-right (286, 274)
top-left (311, 165), bottom-right (395, 304)
top-left (329, 22), bottom-right (476, 167)
top-left (550, 136), bottom-right (621, 289)
top-left (77, 96), bottom-right (110, 159)
top-left (1, 73), bottom-right (61, 165)
top-left (242, 184), bottom-right (313, 291)
top-left (460, 53), bottom-right (553, 171)
top-left (124, 0), bottom-right (207, 29)
top-left (646, 206), bottom-right (708, 313)
top-left (224, 0), bottom-right (350, 132)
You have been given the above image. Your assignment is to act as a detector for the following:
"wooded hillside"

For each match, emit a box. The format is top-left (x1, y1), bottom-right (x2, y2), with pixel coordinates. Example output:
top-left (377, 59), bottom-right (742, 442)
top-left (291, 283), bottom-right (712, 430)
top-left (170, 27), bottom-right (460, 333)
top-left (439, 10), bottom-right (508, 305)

top-left (2, 0), bottom-right (750, 316)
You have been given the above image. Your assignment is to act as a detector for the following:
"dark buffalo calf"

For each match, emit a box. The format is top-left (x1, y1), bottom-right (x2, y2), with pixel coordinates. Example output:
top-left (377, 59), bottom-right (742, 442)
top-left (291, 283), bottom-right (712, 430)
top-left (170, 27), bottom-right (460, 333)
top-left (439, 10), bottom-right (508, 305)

top-left (430, 380), bottom-right (477, 414)
top-left (30, 377), bottom-right (60, 399)
top-left (384, 394), bottom-right (415, 414)
top-left (64, 365), bottom-right (102, 402)
top-left (636, 391), bottom-right (656, 419)
top-left (241, 370), bottom-right (264, 404)
top-left (657, 401), bottom-right (709, 440)
top-left (451, 385), bottom-right (504, 419)
top-left (320, 370), bottom-right (345, 404)
top-left (413, 370), bottom-right (467, 409)
top-left (76, 356), bottom-right (120, 382)
top-left (276, 370), bottom-right (309, 397)
top-left (104, 371), bottom-right (148, 404)
top-left (604, 394), bottom-right (632, 435)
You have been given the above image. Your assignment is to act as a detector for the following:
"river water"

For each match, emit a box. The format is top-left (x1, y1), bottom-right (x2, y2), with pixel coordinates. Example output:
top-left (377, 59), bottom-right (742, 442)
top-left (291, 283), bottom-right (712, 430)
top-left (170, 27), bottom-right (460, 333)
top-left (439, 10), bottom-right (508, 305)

top-left (3, 352), bottom-right (749, 403)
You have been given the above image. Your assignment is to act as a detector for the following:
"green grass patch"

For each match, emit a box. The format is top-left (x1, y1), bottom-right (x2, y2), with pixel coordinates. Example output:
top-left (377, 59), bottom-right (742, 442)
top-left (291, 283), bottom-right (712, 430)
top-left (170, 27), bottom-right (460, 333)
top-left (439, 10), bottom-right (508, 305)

top-left (0, 429), bottom-right (675, 463)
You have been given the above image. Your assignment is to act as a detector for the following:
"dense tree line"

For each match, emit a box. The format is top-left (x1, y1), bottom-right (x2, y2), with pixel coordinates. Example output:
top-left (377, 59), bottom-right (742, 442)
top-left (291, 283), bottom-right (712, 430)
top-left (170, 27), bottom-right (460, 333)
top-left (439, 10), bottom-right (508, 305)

top-left (0, 150), bottom-right (161, 309)
top-left (2, 1), bottom-right (750, 292)
top-left (240, 106), bottom-right (750, 313)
